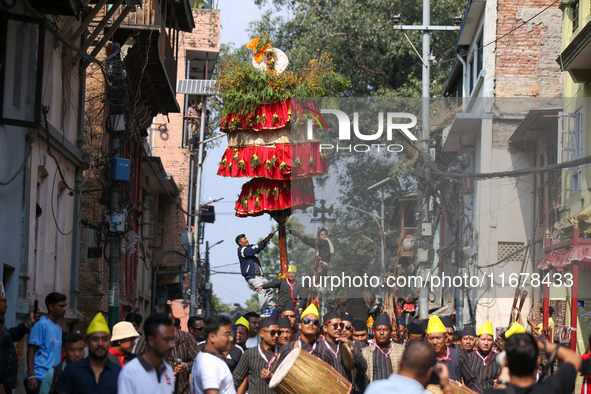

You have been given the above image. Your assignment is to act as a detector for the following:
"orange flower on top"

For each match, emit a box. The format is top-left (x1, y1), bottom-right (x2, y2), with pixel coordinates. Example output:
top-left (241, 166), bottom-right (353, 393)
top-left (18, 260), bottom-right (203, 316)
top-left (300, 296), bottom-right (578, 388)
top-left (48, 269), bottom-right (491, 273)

top-left (246, 38), bottom-right (260, 50)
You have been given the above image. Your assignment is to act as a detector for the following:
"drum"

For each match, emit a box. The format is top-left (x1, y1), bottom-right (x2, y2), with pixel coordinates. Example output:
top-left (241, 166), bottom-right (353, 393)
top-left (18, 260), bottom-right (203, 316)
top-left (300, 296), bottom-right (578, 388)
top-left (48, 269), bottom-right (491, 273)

top-left (339, 341), bottom-right (354, 371)
top-left (269, 347), bottom-right (352, 394)
top-left (426, 380), bottom-right (479, 394)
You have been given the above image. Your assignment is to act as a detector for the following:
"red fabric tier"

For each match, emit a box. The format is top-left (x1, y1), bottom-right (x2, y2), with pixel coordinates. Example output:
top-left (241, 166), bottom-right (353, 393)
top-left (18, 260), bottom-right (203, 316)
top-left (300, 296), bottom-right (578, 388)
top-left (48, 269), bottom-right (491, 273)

top-left (539, 245), bottom-right (591, 269)
top-left (234, 178), bottom-right (316, 217)
top-left (217, 143), bottom-right (328, 180)
top-left (220, 100), bottom-right (319, 132)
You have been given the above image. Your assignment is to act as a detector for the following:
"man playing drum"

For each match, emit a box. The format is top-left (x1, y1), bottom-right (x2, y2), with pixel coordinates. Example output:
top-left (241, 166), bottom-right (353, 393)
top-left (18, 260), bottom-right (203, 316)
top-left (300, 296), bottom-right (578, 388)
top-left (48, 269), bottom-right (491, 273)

top-left (340, 312), bottom-right (368, 394)
top-left (316, 310), bottom-right (366, 381)
top-left (361, 314), bottom-right (405, 387)
top-left (233, 318), bottom-right (280, 394)
top-left (277, 304), bottom-right (320, 359)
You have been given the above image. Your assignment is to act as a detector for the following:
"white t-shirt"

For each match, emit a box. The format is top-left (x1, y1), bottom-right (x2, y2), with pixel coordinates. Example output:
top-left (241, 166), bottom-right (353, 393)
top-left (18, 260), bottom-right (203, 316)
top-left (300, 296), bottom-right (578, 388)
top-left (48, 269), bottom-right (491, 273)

top-left (192, 352), bottom-right (236, 394)
top-left (245, 336), bottom-right (258, 349)
top-left (117, 356), bottom-right (175, 394)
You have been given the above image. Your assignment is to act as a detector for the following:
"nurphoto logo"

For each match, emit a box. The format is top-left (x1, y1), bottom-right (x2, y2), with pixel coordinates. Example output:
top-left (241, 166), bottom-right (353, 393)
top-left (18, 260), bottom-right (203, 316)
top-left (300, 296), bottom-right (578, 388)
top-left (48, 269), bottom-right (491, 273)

top-left (305, 107), bottom-right (418, 153)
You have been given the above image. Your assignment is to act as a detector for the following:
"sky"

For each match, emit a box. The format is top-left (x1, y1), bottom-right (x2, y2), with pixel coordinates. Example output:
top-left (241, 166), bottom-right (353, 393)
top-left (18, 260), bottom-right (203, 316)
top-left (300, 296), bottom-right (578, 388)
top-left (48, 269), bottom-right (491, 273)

top-left (202, 0), bottom-right (286, 307)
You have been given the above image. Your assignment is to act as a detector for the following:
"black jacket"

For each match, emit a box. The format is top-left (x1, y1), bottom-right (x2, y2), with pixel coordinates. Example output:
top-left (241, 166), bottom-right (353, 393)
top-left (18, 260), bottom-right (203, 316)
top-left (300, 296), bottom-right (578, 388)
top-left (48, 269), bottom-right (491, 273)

top-left (261, 278), bottom-right (299, 312)
top-left (0, 317), bottom-right (30, 390)
top-left (238, 240), bottom-right (267, 280)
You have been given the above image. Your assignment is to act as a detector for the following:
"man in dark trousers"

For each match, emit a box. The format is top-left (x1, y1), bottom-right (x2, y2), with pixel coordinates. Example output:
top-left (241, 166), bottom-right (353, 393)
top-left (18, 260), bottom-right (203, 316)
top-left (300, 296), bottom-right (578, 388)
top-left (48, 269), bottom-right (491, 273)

top-left (290, 229), bottom-right (334, 277)
top-left (254, 265), bottom-right (299, 317)
top-left (236, 233), bottom-right (274, 314)
top-left (233, 318), bottom-right (280, 394)
top-left (0, 282), bottom-right (40, 394)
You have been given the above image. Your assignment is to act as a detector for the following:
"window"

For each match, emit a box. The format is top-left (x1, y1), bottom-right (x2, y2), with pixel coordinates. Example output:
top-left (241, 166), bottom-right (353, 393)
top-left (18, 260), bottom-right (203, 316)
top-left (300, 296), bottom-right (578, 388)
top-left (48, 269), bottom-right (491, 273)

top-left (476, 33), bottom-right (483, 77)
top-left (558, 109), bottom-right (584, 191)
top-left (572, 0), bottom-right (579, 32)
top-left (142, 194), bottom-right (158, 240)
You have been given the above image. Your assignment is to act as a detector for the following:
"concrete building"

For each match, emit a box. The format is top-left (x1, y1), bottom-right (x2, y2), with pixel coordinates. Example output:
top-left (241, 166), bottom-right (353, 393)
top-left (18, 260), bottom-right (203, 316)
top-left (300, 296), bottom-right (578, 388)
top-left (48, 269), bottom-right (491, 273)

top-left (77, 0), bottom-right (194, 330)
top-left (437, 0), bottom-right (563, 329)
top-left (150, 7), bottom-right (220, 316)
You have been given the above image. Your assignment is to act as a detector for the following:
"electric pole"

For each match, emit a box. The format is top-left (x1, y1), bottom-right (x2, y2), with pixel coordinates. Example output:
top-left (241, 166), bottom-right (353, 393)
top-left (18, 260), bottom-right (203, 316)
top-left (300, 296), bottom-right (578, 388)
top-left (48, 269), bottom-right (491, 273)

top-left (392, 2), bottom-right (460, 319)
top-left (107, 43), bottom-right (126, 328)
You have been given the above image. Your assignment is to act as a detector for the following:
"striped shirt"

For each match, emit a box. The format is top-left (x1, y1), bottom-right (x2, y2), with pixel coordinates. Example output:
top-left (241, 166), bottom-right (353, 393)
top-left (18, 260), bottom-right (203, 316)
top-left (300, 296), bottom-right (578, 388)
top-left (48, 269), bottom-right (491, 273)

top-left (134, 329), bottom-right (199, 394)
top-left (232, 345), bottom-right (279, 394)
top-left (345, 340), bottom-right (368, 394)
top-left (459, 347), bottom-right (499, 392)
top-left (315, 337), bottom-right (365, 381)
top-left (277, 337), bottom-right (318, 364)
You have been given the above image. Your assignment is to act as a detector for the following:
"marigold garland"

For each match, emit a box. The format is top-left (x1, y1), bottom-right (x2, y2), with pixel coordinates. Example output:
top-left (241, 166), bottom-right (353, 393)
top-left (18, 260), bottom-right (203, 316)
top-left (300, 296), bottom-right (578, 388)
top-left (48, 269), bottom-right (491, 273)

top-left (218, 42), bottom-right (349, 118)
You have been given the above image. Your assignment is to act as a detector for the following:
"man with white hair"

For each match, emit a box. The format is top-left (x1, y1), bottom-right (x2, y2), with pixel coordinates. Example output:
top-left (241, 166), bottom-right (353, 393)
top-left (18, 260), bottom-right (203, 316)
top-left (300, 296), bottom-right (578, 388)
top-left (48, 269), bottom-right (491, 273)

top-left (0, 282), bottom-right (40, 394)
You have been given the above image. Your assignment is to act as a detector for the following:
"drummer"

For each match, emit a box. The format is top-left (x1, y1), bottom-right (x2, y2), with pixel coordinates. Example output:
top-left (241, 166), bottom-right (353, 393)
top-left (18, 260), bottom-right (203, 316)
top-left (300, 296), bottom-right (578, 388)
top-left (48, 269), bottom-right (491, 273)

top-left (360, 314), bottom-right (405, 387)
top-left (352, 319), bottom-right (369, 347)
top-left (277, 317), bottom-right (293, 347)
top-left (232, 318), bottom-right (280, 394)
top-left (316, 310), bottom-right (366, 381)
top-left (340, 312), bottom-right (368, 394)
top-left (277, 303), bottom-right (320, 359)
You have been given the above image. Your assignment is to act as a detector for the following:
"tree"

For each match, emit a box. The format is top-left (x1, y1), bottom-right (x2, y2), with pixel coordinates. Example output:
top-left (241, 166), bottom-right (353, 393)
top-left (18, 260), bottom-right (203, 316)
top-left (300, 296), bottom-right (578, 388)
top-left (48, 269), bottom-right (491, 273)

top-left (210, 293), bottom-right (233, 315)
top-left (247, 0), bottom-right (466, 97)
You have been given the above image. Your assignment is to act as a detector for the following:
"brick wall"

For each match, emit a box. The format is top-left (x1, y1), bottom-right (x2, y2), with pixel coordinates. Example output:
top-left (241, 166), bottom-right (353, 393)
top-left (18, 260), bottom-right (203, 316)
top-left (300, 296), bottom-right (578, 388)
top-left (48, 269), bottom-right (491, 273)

top-left (495, 0), bottom-right (562, 97)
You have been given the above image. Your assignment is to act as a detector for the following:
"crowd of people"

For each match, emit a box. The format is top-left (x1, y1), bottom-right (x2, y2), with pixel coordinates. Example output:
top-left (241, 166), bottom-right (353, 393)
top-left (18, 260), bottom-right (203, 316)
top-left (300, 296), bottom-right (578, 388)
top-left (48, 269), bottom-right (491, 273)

top-left (1, 282), bottom-right (590, 394)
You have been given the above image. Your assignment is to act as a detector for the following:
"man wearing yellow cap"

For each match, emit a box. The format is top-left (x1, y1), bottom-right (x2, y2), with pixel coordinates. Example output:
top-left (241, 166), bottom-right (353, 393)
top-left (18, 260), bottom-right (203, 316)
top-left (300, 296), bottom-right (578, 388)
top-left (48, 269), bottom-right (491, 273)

top-left (426, 316), bottom-right (475, 384)
top-left (276, 303), bottom-right (321, 362)
top-left (457, 320), bottom-right (501, 392)
top-left (55, 313), bottom-right (121, 394)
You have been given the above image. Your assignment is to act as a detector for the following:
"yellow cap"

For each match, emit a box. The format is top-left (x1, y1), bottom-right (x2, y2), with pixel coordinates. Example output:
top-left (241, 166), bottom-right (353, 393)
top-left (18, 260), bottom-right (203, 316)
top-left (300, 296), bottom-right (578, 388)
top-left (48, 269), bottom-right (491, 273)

top-left (301, 303), bottom-right (319, 319)
top-left (87, 312), bottom-right (110, 336)
top-left (426, 316), bottom-right (446, 334)
top-left (504, 322), bottom-right (525, 338)
top-left (477, 321), bottom-right (494, 337)
top-left (235, 316), bottom-right (250, 331)
top-left (288, 265), bottom-right (297, 273)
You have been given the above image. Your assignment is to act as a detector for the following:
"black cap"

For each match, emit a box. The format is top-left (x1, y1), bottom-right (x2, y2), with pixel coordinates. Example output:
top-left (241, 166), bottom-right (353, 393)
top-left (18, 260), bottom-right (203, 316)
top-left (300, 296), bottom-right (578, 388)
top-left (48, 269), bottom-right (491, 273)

top-left (397, 316), bottom-right (406, 328)
top-left (441, 316), bottom-right (453, 329)
top-left (340, 312), bottom-right (353, 323)
top-left (461, 326), bottom-right (476, 337)
top-left (353, 318), bottom-right (367, 332)
top-left (323, 310), bottom-right (340, 325)
top-left (408, 319), bottom-right (425, 335)
top-left (282, 300), bottom-right (296, 313)
top-left (373, 314), bottom-right (391, 328)
top-left (235, 234), bottom-right (246, 246)
top-left (278, 317), bottom-right (292, 329)
top-left (259, 318), bottom-right (278, 330)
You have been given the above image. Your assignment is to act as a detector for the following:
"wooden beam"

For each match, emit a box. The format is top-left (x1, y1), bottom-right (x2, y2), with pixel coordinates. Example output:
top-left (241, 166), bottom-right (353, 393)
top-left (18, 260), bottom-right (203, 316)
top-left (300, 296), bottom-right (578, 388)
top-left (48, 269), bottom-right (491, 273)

top-left (61, 0), bottom-right (92, 37)
top-left (76, 0), bottom-right (125, 56)
top-left (67, 0), bottom-right (108, 42)
top-left (88, 6), bottom-right (134, 59)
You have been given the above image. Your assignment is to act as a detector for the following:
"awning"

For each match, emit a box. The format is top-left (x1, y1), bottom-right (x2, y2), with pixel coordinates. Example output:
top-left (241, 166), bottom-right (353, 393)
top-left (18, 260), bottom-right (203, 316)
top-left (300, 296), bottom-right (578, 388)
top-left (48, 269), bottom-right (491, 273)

top-left (539, 245), bottom-right (591, 269)
top-left (556, 20), bottom-right (591, 83)
top-left (508, 108), bottom-right (561, 142)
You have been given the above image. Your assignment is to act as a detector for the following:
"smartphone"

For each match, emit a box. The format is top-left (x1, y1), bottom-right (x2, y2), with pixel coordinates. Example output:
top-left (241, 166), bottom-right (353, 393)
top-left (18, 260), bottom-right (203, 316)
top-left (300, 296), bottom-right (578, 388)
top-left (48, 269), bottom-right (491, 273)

top-left (34, 300), bottom-right (38, 316)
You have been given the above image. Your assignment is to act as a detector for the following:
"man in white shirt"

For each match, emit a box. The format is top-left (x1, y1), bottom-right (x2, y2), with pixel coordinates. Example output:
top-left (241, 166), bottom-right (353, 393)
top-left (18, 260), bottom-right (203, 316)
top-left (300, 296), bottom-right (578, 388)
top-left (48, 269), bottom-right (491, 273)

top-left (192, 315), bottom-right (236, 394)
top-left (118, 313), bottom-right (176, 394)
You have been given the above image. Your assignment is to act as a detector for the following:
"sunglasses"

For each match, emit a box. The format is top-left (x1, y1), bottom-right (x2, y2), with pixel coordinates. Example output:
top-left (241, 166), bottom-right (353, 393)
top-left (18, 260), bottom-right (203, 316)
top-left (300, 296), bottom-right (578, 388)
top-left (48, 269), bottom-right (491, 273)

top-left (262, 329), bottom-right (279, 336)
top-left (332, 323), bottom-right (345, 330)
top-left (342, 325), bottom-right (352, 331)
top-left (302, 318), bottom-right (320, 326)
top-left (191, 326), bottom-right (204, 331)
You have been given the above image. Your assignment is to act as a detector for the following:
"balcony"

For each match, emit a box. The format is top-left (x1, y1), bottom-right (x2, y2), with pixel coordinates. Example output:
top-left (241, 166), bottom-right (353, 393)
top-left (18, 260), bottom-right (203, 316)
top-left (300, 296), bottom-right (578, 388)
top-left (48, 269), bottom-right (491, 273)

top-left (107, 0), bottom-right (194, 114)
